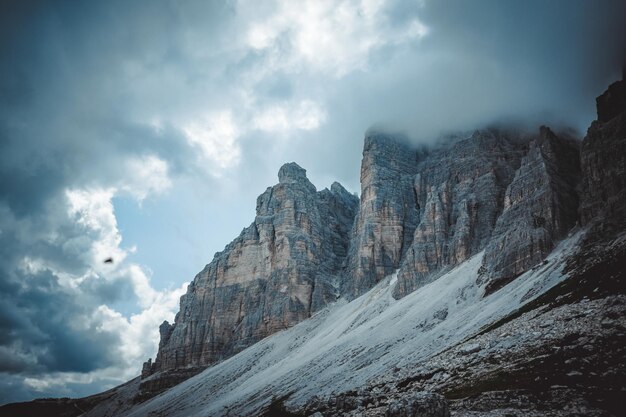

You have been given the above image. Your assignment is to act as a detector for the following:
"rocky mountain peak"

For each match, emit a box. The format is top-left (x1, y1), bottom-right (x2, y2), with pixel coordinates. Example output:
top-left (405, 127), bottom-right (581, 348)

top-left (139, 162), bottom-right (358, 398)
top-left (538, 124), bottom-right (557, 140)
top-left (330, 181), bottom-right (349, 195)
top-left (278, 162), bottom-right (311, 185)
top-left (392, 129), bottom-right (530, 298)
top-left (21, 75), bottom-right (626, 417)
top-left (480, 126), bottom-right (580, 294)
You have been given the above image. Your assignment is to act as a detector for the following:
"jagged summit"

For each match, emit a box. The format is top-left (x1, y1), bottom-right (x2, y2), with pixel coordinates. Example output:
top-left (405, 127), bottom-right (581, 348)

top-left (278, 162), bottom-right (310, 185)
top-left (581, 69), bottom-right (626, 226)
top-left (138, 162), bottom-right (359, 398)
top-left (135, 107), bottom-right (619, 406)
top-left (480, 124), bottom-right (581, 294)
top-left (330, 181), bottom-right (352, 197)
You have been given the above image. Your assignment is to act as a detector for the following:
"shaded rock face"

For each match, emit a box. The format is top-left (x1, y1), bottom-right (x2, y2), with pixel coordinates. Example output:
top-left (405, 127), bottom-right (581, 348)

top-left (480, 127), bottom-right (581, 294)
top-left (348, 127), bottom-right (584, 300)
top-left (342, 132), bottom-right (423, 298)
top-left (580, 72), bottom-right (626, 226)
top-left (144, 163), bottom-right (358, 378)
top-left (595, 69), bottom-right (626, 123)
top-left (392, 130), bottom-right (528, 298)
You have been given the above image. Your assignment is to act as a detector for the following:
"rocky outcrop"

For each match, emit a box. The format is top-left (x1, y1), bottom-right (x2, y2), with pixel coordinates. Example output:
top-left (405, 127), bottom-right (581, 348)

top-left (141, 163), bottom-right (358, 391)
top-left (392, 130), bottom-right (528, 298)
top-left (344, 127), bottom-right (583, 300)
top-left (480, 127), bottom-right (581, 294)
top-left (342, 132), bottom-right (424, 298)
top-left (580, 71), bottom-right (626, 226)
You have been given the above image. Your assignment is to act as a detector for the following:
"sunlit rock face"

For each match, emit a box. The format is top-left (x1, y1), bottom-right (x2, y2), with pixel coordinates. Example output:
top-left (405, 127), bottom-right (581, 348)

top-left (342, 132), bottom-right (424, 299)
top-left (480, 126), bottom-right (581, 294)
top-left (144, 163), bottom-right (358, 379)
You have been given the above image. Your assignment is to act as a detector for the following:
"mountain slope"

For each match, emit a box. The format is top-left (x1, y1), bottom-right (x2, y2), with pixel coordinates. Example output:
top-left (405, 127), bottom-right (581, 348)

top-left (118, 231), bottom-right (588, 416)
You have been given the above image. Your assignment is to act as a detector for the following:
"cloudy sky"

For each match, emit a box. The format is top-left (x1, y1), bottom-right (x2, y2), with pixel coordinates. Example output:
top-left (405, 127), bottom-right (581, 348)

top-left (1, 0), bottom-right (625, 404)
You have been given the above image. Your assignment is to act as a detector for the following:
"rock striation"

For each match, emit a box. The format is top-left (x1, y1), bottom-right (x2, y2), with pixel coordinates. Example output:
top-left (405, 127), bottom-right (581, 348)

top-left (134, 73), bottom-right (625, 410)
top-left (480, 126), bottom-right (580, 294)
top-left (141, 120), bottom-right (590, 397)
top-left (392, 130), bottom-right (528, 298)
top-left (346, 127), bottom-right (582, 299)
top-left (342, 132), bottom-right (423, 298)
top-left (141, 163), bottom-right (358, 393)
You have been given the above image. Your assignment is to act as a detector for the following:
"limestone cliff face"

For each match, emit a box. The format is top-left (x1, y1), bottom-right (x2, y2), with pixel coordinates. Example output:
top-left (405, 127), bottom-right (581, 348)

top-left (145, 163), bottom-right (358, 378)
top-left (342, 132), bottom-right (423, 298)
top-left (480, 127), bottom-right (580, 294)
top-left (580, 71), bottom-right (626, 227)
top-left (392, 130), bottom-right (528, 298)
top-left (347, 127), bottom-right (583, 300)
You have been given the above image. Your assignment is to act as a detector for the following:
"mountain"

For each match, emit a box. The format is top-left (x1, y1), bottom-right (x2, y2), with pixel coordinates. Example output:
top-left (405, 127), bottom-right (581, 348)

top-left (3, 74), bottom-right (625, 417)
top-left (139, 163), bottom-right (359, 398)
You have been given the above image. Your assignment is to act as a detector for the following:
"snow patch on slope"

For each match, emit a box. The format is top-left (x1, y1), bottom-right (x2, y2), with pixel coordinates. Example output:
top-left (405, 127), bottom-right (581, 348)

top-left (124, 232), bottom-right (583, 417)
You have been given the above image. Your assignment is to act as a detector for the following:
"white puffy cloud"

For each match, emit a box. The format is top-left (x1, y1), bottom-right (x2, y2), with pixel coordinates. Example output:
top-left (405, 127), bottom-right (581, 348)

top-left (18, 278), bottom-right (187, 396)
top-left (252, 100), bottom-right (327, 134)
top-left (183, 111), bottom-right (242, 175)
top-left (244, 0), bottom-right (428, 77)
top-left (66, 188), bottom-right (125, 278)
top-left (121, 155), bottom-right (172, 202)
top-left (93, 279), bottom-right (187, 370)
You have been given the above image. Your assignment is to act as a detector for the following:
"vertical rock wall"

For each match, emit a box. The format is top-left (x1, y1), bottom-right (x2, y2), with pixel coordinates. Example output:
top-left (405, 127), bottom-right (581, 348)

top-left (480, 127), bottom-right (580, 294)
top-left (145, 163), bottom-right (358, 379)
top-left (580, 72), bottom-right (626, 227)
top-left (392, 130), bottom-right (528, 298)
top-left (342, 132), bottom-right (423, 298)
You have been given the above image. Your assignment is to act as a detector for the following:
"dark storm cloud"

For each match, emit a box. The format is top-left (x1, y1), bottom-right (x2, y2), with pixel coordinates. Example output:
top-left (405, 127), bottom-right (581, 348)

top-left (285, 0), bottom-right (626, 191)
top-left (0, 0), bottom-right (217, 401)
top-left (338, 0), bottom-right (626, 140)
top-left (0, 268), bottom-right (120, 374)
top-left (0, 0), bottom-right (229, 216)
top-left (416, 0), bottom-right (626, 124)
top-left (0, 213), bottom-right (122, 375)
top-left (0, 9), bottom-right (217, 380)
